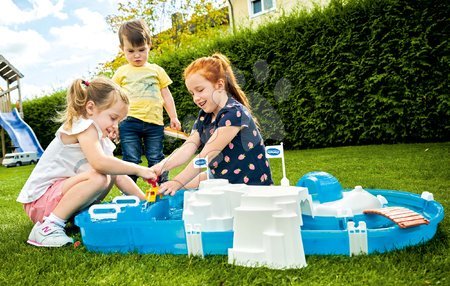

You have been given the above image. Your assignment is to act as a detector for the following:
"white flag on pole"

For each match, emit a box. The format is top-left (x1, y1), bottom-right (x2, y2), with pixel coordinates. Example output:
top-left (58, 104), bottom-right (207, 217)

top-left (193, 157), bottom-right (208, 168)
top-left (265, 143), bottom-right (289, 186)
top-left (265, 144), bottom-right (284, 158)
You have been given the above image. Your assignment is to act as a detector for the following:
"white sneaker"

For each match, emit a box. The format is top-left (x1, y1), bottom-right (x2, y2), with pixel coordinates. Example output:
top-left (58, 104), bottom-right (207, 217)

top-left (27, 220), bottom-right (74, 247)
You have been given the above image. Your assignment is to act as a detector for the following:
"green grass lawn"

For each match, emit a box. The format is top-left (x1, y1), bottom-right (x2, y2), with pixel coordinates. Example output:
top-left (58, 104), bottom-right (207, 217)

top-left (0, 143), bottom-right (449, 285)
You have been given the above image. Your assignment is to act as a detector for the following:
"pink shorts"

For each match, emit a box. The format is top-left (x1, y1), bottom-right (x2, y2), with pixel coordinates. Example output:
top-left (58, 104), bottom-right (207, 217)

top-left (23, 179), bottom-right (66, 223)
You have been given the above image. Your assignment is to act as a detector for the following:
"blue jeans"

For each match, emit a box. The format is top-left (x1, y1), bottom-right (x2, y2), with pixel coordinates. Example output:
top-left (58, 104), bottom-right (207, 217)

top-left (119, 117), bottom-right (165, 182)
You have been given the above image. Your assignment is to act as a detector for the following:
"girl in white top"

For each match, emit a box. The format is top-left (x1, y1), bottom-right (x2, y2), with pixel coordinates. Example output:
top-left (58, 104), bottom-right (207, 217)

top-left (17, 77), bottom-right (156, 247)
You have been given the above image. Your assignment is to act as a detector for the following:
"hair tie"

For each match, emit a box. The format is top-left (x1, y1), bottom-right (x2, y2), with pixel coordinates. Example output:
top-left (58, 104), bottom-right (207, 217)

top-left (82, 80), bottom-right (90, 87)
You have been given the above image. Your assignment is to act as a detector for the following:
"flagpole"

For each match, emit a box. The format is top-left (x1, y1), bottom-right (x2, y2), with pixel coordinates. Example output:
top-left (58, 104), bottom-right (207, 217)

top-left (265, 143), bottom-right (289, 186)
top-left (281, 143), bottom-right (286, 178)
top-left (206, 156), bottom-right (210, 180)
top-left (280, 142), bottom-right (290, 186)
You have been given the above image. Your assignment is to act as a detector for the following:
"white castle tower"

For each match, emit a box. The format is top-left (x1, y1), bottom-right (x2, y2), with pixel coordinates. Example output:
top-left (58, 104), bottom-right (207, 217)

top-left (183, 179), bottom-right (310, 269)
top-left (228, 186), bottom-right (308, 269)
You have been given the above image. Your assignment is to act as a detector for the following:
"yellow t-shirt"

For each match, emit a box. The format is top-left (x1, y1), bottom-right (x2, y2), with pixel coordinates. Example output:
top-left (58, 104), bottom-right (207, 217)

top-left (112, 63), bottom-right (172, 125)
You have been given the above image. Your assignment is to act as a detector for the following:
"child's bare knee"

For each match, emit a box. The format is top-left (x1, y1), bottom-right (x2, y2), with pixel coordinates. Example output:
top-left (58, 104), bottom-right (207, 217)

top-left (88, 171), bottom-right (109, 190)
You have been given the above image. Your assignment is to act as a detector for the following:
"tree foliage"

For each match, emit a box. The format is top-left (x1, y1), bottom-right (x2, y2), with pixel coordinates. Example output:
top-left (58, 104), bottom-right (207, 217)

top-left (17, 0), bottom-right (448, 154)
top-left (154, 0), bottom-right (450, 148)
top-left (100, 0), bottom-right (229, 77)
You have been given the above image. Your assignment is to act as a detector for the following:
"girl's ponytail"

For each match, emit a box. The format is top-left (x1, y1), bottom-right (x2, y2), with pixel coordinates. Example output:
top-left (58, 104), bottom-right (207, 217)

top-left (211, 53), bottom-right (252, 114)
top-left (56, 77), bottom-right (128, 130)
top-left (57, 79), bottom-right (89, 129)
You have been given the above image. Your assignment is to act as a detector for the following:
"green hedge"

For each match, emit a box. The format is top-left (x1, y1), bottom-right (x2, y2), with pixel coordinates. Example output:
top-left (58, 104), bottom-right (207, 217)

top-left (19, 0), bottom-right (449, 153)
top-left (22, 91), bottom-right (66, 149)
top-left (157, 0), bottom-right (449, 149)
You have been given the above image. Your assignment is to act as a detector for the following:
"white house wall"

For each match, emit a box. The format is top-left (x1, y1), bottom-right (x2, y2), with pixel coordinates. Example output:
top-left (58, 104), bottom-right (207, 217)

top-left (228, 0), bottom-right (331, 29)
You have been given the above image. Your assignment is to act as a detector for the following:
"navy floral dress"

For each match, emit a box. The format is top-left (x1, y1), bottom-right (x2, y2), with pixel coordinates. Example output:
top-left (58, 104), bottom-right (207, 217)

top-left (192, 97), bottom-right (273, 185)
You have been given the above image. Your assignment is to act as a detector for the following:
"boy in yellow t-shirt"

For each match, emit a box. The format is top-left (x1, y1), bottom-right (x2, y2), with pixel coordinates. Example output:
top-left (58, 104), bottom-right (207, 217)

top-left (113, 19), bottom-right (181, 183)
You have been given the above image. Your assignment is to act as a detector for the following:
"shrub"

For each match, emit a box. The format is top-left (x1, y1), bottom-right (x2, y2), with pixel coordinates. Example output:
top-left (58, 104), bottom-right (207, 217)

top-left (21, 0), bottom-right (449, 152)
top-left (22, 91), bottom-right (65, 149)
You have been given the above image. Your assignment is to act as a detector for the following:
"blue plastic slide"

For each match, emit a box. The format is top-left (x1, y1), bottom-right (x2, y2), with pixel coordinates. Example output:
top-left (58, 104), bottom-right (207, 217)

top-left (0, 108), bottom-right (44, 157)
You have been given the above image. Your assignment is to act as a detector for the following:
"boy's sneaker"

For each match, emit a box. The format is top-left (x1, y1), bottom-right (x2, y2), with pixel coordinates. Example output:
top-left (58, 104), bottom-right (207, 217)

top-left (27, 220), bottom-right (73, 247)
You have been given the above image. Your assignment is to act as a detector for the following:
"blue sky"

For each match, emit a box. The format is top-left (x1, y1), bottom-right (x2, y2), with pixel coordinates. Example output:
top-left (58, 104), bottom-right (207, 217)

top-left (0, 0), bottom-right (121, 100)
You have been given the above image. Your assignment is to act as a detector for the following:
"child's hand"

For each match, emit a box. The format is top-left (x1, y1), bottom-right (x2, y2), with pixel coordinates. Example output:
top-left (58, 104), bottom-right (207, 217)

top-left (170, 117), bottom-right (181, 131)
top-left (137, 167), bottom-right (157, 181)
top-left (158, 180), bottom-right (183, 196)
top-left (106, 126), bottom-right (119, 142)
top-left (150, 162), bottom-right (164, 176)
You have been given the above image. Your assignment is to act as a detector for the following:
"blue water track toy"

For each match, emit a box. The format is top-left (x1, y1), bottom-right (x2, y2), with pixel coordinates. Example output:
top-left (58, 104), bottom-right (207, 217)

top-left (75, 172), bottom-right (444, 268)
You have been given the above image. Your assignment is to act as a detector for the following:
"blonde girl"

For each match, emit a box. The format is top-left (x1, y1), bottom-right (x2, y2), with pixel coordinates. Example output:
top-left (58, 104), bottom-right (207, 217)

top-left (17, 77), bottom-right (156, 247)
top-left (153, 53), bottom-right (273, 195)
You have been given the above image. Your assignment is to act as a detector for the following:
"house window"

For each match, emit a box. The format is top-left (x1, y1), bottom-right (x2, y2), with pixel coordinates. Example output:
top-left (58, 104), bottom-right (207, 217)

top-left (250, 0), bottom-right (275, 17)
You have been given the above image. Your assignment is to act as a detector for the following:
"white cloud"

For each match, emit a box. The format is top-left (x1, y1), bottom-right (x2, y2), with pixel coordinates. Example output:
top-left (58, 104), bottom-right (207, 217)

top-left (20, 83), bottom-right (60, 101)
top-left (49, 8), bottom-right (118, 63)
top-left (48, 54), bottom-right (91, 68)
top-left (0, 0), bottom-right (122, 99)
top-left (0, 0), bottom-right (67, 25)
top-left (0, 26), bottom-right (50, 68)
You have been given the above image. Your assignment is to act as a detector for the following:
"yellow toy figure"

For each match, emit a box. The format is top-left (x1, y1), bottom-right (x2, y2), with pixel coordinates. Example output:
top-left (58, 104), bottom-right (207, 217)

top-left (145, 179), bottom-right (162, 203)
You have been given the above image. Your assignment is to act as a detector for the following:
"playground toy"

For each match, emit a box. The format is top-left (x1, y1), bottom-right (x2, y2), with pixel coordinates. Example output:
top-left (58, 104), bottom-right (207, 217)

top-left (75, 172), bottom-right (444, 269)
top-left (164, 127), bottom-right (189, 140)
top-left (144, 178), bottom-right (164, 210)
top-left (145, 179), bottom-right (162, 203)
top-left (0, 55), bottom-right (44, 159)
top-left (363, 207), bottom-right (429, 228)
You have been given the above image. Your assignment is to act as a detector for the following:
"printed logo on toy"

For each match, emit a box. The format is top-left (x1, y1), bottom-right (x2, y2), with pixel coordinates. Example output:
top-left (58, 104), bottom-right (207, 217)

top-left (193, 158), bottom-right (208, 168)
top-left (266, 148), bottom-right (281, 156)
